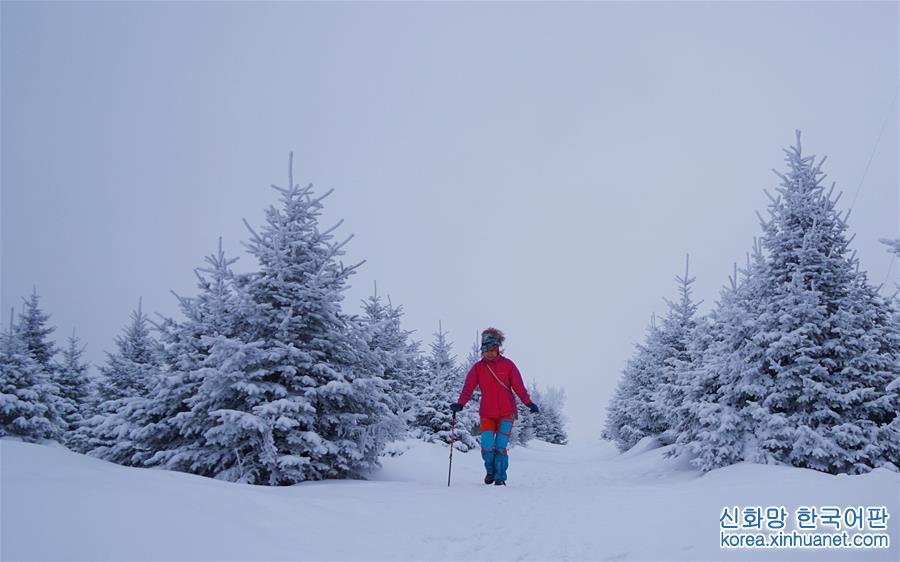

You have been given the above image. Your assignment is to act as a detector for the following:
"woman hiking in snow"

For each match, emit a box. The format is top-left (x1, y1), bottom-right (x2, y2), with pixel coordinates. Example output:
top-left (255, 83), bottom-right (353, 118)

top-left (450, 328), bottom-right (539, 486)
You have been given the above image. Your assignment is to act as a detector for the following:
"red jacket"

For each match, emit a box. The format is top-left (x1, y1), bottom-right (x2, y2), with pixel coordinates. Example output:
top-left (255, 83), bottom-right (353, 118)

top-left (457, 354), bottom-right (533, 420)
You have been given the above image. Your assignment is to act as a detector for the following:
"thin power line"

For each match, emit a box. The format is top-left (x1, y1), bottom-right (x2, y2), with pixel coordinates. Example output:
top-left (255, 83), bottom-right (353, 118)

top-left (881, 253), bottom-right (897, 290)
top-left (849, 88), bottom-right (899, 211)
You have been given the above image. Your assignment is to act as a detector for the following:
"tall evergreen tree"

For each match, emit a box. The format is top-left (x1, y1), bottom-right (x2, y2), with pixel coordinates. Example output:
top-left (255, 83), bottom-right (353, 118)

top-left (678, 133), bottom-right (900, 474)
top-left (180, 155), bottom-right (401, 485)
top-left (747, 133), bottom-right (900, 473)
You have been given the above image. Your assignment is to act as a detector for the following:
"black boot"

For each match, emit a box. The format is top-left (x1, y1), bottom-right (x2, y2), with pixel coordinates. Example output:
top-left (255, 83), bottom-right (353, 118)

top-left (493, 480), bottom-right (506, 486)
top-left (484, 473), bottom-right (494, 485)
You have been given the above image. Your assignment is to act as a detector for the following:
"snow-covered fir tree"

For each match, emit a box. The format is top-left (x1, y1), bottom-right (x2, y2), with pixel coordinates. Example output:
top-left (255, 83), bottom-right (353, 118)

top-left (56, 330), bottom-right (92, 439)
top-left (167, 308), bottom-right (270, 482)
top-left (655, 255), bottom-right (702, 439)
top-left (746, 133), bottom-right (900, 473)
top-left (0, 310), bottom-right (65, 442)
top-left (676, 133), bottom-right (900, 474)
top-left (531, 383), bottom-right (568, 445)
top-left (603, 315), bottom-right (668, 451)
top-left (880, 237), bottom-right (900, 468)
top-left (511, 399), bottom-right (535, 446)
top-left (70, 301), bottom-right (162, 463)
top-left (131, 238), bottom-right (250, 473)
top-left (413, 324), bottom-right (477, 451)
top-left (360, 283), bottom-right (423, 432)
top-left (605, 258), bottom-right (702, 452)
top-left (171, 155), bottom-right (401, 485)
top-left (674, 255), bottom-right (768, 470)
top-left (879, 237), bottom-right (900, 386)
top-left (16, 288), bottom-right (58, 368)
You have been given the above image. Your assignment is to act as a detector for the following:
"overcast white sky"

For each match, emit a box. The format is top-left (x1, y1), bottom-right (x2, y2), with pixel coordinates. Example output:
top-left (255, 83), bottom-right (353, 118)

top-left (3, 2), bottom-right (898, 441)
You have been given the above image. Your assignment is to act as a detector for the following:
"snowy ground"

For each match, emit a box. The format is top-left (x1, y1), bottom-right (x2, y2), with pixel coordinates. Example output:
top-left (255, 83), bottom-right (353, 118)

top-left (2, 437), bottom-right (897, 561)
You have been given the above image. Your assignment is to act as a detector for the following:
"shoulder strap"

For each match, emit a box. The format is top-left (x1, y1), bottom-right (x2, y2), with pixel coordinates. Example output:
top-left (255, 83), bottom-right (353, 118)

top-left (484, 362), bottom-right (511, 392)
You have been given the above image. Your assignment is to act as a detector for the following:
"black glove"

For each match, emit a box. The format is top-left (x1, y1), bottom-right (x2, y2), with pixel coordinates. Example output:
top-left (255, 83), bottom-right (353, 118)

top-left (527, 402), bottom-right (540, 414)
top-left (449, 402), bottom-right (463, 414)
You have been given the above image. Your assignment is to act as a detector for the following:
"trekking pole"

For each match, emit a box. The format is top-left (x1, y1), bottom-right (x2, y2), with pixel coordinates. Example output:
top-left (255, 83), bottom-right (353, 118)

top-left (447, 412), bottom-right (456, 487)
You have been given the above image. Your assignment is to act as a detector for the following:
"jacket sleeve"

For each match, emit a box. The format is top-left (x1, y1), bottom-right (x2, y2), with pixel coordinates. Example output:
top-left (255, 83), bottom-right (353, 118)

top-left (457, 364), bottom-right (479, 406)
top-left (509, 361), bottom-right (533, 405)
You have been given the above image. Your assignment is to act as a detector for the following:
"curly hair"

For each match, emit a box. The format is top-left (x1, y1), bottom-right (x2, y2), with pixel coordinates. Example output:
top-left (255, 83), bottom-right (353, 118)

top-left (481, 327), bottom-right (505, 346)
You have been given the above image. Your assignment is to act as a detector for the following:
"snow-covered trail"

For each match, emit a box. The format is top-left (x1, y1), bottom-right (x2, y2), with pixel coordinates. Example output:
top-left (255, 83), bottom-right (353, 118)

top-left (2, 438), bottom-right (897, 561)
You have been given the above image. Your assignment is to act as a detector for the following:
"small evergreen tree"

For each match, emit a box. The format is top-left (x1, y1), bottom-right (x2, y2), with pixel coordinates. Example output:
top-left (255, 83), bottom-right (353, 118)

top-left (413, 324), bottom-right (477, 451)
top-left (360, 283), bottom-right (423, 432)
top-left (656, 255), bottom-right (702, 439)
top-left (71, 301), bottom-right (162, 463)
top-left (56, 330), bottom-right (92, 439)
top-left (17, 288), bottom-right (58, 368)
top-left (676, 256), bottom-right (769, 470)
top-left (603, 316), bottom-right (668, 451)
top-left (0, 310), bottom-right (65, 442)
top-left (532, 383), bottom-right (568, 445)
top-left (133, 239), bottom-right (248, 472)
top-left (511, 399), bottom-right (535, 446)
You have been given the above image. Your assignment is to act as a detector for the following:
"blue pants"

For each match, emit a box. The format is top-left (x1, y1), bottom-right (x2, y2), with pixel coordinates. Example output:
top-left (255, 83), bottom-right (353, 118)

top-left (480, 418), bottom-right (513, 482)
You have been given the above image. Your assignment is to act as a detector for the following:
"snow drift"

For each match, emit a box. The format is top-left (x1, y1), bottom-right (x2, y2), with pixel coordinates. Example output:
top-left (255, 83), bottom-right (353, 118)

top-left (2, 437), bottom-right (897, 561)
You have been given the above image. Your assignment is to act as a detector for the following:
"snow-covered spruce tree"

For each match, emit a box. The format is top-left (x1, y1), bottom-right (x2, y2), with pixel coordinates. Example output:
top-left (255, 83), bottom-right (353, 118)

top-left (413, 324), bottom-right (456, 443)
top-left (541, 403), bottom-right (568, 445)
top-left (56, 330), bottom-right (93, 439)
top-left (360, 283), bottom-right (423, 432)
top-left (879, 237), bottom-right (900, 467)
top-left (604, 259), bottom-right (702, 451)
top-left (602, 316), bottom-right (668, 451)
top-left (0, 310), bottom-right (65, 442)
top-left (673, 253), bottom-right (771, 471)
top-left (17, 288), bottom-right (58, 369)
top-left (185, 155), bottom-right (402, 485)
top-left (70, 301), bottom-right (162, 462)
top-left (682, 133), bottom-right (900, 474)
top-left (413, 324), bottom-right (477, 451)
top-left (131, 238), bottom-right (250, 472)
top-left (511, 398), bottom-right (535, 447)
top-left (164, 282), bottom-right (271, 483)
top-left (748, 132), bottom-right (900, 473)
top-left (528, 384), bottom-right (547, 441)
top-left (655, 255), bottom-right (703, 440)
top-left (532, 383), bottom-right (568, 445)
